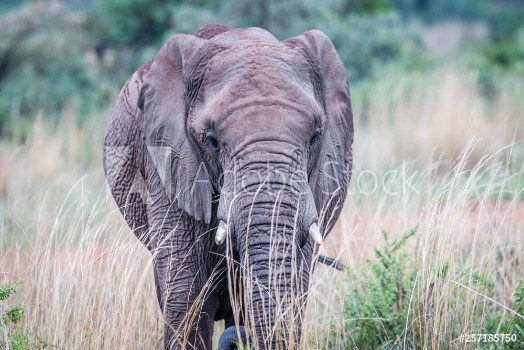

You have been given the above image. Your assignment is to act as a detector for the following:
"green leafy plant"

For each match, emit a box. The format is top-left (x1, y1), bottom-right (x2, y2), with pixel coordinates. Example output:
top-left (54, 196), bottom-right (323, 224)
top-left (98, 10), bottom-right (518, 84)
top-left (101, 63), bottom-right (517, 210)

top-left (0, 2), bottom-right (110, 133)
top-left (506, 278), bottom-right (524, 349)
top-left (343, 227), bottom-right (417, 349)
top-left (339, 227), bottom-right (524, 350)
top-left (484, 278), bottom-right (524, 350)
top-left (1, 281), bottom-right (29, 350)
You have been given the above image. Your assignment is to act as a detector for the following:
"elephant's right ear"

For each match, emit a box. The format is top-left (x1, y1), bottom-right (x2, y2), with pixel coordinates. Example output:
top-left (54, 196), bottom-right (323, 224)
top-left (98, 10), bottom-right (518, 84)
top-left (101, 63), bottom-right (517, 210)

top-left (285, 30), bottom-right (354, 236)
top-left (138, 34), bottom-right (218, 223)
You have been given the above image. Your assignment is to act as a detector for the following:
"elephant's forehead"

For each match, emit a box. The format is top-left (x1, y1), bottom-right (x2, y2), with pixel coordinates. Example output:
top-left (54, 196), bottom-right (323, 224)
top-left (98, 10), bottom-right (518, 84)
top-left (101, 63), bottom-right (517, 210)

top-left (201, 46), bottom-right (318, 116)
top-left (204, 40), bottom-right (314, 98)
top-left (200, 53), bottom-right (321, 128)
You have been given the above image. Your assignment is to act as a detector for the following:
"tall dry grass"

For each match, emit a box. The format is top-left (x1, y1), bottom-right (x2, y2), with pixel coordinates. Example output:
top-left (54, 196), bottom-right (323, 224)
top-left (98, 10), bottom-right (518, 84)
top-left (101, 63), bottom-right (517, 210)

top-left (1, 70), bottom-right (523, 349)
top-left (352, 69), bottom-right (523, 170)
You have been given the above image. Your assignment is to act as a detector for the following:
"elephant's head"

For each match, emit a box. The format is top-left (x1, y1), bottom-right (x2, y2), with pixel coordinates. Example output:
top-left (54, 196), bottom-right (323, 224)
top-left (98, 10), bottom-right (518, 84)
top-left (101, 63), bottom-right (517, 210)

top-left (138, 26), bottom-right (353, 349)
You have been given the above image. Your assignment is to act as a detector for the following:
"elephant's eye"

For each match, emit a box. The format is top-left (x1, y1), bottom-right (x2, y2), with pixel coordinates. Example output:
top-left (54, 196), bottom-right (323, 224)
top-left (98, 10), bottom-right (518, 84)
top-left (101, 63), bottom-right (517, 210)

top-left (309, 128), bottom-right (322, 147)
top-left (204, 131), bottom-right (220, 152)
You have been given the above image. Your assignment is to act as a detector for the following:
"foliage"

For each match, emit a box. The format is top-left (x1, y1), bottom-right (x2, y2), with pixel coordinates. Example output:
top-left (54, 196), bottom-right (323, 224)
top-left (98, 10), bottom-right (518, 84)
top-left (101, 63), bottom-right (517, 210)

top-left (224, 0), bottom-right (423, 81)
top-left (328, 13), bottom-right (424, 82)
top-left (347, 0), bottom-right (394, 14)
top-left (342, 228), bottom-right (418, 349)
top-left (340, 228), bottom-right (524, 349)
top-left (483, 42), bottom-right (524, 69)
top-left (393, 0), bottom-right (524, 43)
top-left (0, 281), bottom-right (29, 350)
top-left (90, 0), bottom-right (179, 48)
top-left (470, 25), bottom-right (524, 98)
top-left (394, 0), bottom-right (524, 91)
top-left (90, 0), bottom-right (424, 82)
top-left (507, 279), bottom-right (524, 349)
top-left (0, 282), bottom-right (20, 301)
top-left (484, 278), bottom-right (524, 350)
top-left (0, 0), bottom-right (25, 13)
top-left (0, 2), bottom-right (110, 133)
top-left (481, 25), bottom-right (524, 73)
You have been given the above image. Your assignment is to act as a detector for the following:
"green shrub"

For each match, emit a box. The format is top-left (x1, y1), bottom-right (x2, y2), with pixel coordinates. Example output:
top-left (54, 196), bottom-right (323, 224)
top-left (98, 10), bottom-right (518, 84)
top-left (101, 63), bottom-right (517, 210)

top-left (506, 279), bottom-right (524, 349)
top-left (0, 2), bottom-right (109, 133)
top-left (227, 0), bottom-right (424, 82)
top-left (343, 228), bottom-right (417, 349)
top-left (89, 0), bottom-right (179, 48)
top-left (339, 227), bottom-right (524, 349)
top-left (471, 25), bottom-right (524, 98)
top-left (327, 13), bottom-right (425, 82)
top-left (0, 281), bottom-right (29, 350)
top-left (484, 278), bottom-right (524, 350)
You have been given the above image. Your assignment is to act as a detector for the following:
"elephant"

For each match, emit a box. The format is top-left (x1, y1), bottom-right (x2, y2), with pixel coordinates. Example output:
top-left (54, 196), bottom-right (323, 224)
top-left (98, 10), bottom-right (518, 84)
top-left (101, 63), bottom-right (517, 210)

top-left (103, 24), bottom-right (353, 350)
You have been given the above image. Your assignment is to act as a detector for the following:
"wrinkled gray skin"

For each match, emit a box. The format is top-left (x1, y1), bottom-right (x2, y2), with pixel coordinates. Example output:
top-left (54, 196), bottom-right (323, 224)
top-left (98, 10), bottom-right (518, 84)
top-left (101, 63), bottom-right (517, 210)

top-left (104, 24), bottom-right (353, 349)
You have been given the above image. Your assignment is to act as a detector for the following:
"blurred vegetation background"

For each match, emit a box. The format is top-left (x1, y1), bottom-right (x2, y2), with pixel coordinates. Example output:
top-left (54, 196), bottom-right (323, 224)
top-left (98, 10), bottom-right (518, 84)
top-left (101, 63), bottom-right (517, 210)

top-left (0, 0), bottom-right (523, 135)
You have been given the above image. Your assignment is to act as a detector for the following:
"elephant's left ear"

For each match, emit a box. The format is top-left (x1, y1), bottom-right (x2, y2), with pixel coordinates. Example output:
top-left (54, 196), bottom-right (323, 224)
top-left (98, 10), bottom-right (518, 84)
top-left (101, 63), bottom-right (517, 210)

top-left (284, 30), bottom-right (354, 236)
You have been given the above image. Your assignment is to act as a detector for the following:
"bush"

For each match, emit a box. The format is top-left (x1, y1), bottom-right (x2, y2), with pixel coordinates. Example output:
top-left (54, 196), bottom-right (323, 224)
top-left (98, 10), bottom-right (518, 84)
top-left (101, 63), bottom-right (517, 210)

top-left (0, 2), bottom-right (109, 133)
top-left (89, 0), bottom-right (179, 48)
top-left (339, 227), bottom-right (524, 349)
top-left (0, 281), bottom-right (29, 350)
top-left (343, 228), bottom-right (417, 349)
top-left (226, 0), bottom-right (424, 82)
top-left (326, 13), bottom-right (425, 82)
top-left (484, 278), bottom-right (524, 350)
top-left (470, 25), bottom-right (524, 98)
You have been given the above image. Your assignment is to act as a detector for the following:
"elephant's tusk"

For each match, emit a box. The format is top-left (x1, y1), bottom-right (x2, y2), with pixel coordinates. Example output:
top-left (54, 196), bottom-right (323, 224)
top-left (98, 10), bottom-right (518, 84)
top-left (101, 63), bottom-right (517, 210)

top-left (309, 222), bottom-right (323, 245)
top-left (215, 220), bottom-right (228, 245)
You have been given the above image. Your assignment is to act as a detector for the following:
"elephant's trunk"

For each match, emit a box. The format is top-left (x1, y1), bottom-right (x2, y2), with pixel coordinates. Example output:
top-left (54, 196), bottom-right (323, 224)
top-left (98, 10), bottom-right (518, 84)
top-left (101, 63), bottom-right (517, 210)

top-left (231, 187), bottom-right (316, 349)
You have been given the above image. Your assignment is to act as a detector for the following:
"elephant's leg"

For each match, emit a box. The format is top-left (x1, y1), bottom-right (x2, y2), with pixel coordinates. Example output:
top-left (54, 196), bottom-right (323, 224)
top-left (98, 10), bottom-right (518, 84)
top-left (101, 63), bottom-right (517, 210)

top-left (153, 246), bottom-right (221, 350)
top-left (151, 222), bottom-right (229, 350)
top-left (144, 166), bottom-right (222, 349)
top-left (163, 297), bottom-right (214, 350)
